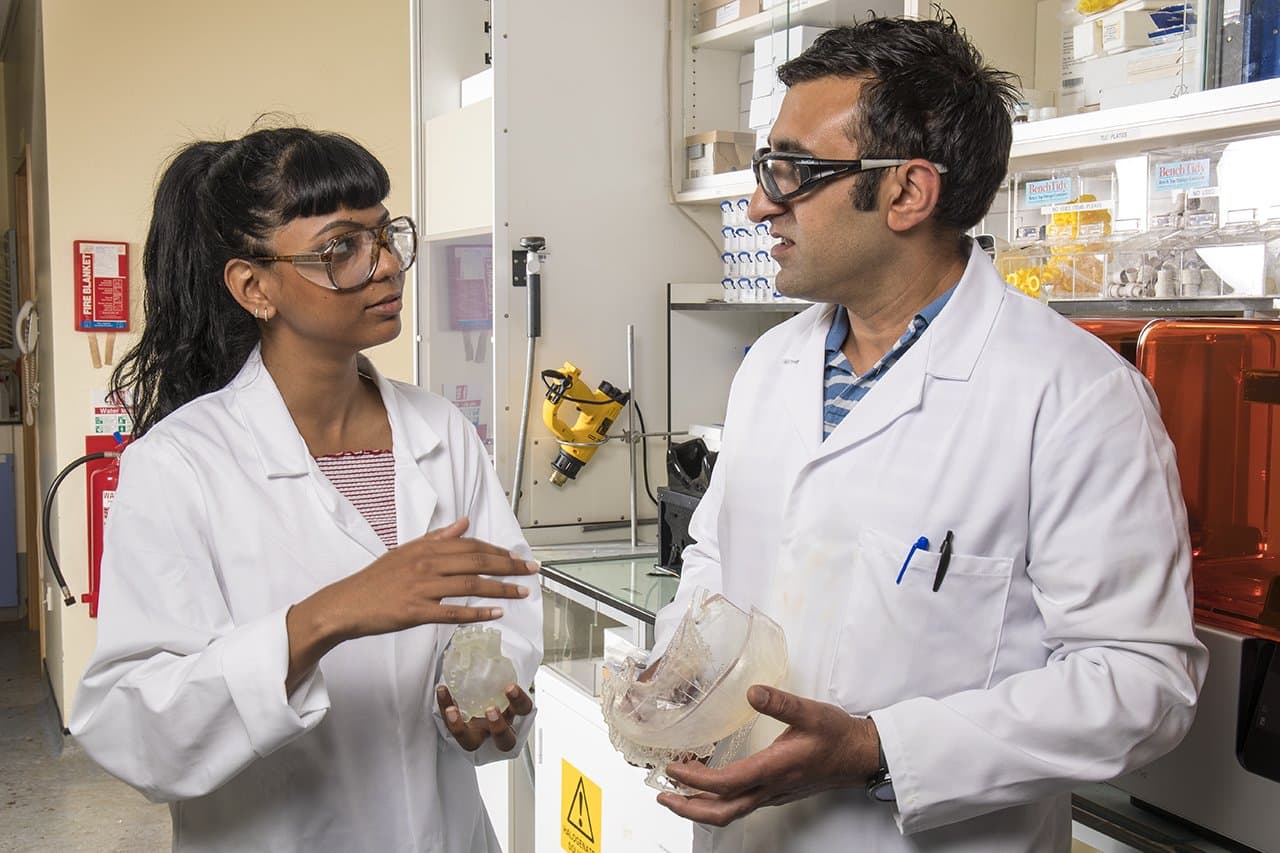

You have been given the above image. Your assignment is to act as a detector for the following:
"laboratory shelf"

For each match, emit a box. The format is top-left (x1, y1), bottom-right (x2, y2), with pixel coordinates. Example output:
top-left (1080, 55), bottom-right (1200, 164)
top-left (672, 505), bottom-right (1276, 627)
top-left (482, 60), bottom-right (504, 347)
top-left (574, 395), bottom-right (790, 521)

top-left (674, 79), bottom-right (1280, 205)
top-left (675, 168), bottom-right (754, 205)
top-left (1048, 296), bottom-right (1280, 317)
top-left (670, 298), bottom-right (810, 312)
top-left (690, 0), bottom-right (900, 53)
top-left (1008, 79), bottom-right (1280, 171)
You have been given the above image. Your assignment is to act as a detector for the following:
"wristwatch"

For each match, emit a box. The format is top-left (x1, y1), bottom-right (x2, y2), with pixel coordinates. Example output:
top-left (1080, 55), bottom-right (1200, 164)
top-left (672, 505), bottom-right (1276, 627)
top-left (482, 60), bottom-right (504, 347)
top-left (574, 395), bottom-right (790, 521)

top-left (865, 742), bottom-right (895, 803)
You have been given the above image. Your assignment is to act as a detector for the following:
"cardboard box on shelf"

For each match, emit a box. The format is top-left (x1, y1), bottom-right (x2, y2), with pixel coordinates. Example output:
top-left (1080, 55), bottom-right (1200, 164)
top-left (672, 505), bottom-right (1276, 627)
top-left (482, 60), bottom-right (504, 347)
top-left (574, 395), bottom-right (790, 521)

top-left (738, 52), bottom-right (754, 83)
top-left (755, 25), bottom-right (828, 68)
top-left (772, 25), bottom-right (827, 63)
top-left (748, 95), bottom-right (773, 129)
top-left (686, 130), bottom-right (757, 180)
top-left (1100, 9), bottom-right (1158, 53)
top-left (754, 33), bottom-right (774, 68)
top-left (1073, 20), bottom-right (1104, 60)
top-left (752, 65), bottom-right (779, 99)
top-left (696, 0), bottom-right (764, 34)
top-left (1078, 40), bottom-right (1197, 107)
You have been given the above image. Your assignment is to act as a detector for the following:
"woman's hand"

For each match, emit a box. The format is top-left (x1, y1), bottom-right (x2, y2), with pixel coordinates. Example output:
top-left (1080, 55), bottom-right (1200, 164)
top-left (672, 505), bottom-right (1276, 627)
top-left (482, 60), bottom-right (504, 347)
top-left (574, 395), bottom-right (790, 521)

top-left (285, 518), bottom-right (538, 691)
top-left (436, 683), bottom-right (534, 752)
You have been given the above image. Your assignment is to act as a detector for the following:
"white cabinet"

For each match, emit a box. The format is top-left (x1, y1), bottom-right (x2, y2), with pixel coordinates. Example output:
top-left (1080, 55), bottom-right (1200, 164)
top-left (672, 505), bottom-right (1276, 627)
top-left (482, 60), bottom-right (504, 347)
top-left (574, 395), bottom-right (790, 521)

top-left (416, 2), bottom-right (723, 531)
top-left (534, 666), bottom-right (696, 853)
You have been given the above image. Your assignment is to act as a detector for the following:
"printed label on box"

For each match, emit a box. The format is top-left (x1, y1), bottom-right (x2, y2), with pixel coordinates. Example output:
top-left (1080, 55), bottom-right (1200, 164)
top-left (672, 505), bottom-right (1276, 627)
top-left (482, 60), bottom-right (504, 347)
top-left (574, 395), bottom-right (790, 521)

top-left (1155, 159), bottom-right (1211, 191)
top-left (1025, 178), bottom-right (1074, 206)
top-left (1041, 199), bottom-right (1112, 215)
top-left (716, 0), bottom-right (741, 27)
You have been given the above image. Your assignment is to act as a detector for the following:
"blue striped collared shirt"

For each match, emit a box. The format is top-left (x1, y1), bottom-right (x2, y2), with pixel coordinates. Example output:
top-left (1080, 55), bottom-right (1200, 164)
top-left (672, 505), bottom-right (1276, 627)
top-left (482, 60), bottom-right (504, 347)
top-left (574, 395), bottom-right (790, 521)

top-left (822, 287), bottom-right (955, 440)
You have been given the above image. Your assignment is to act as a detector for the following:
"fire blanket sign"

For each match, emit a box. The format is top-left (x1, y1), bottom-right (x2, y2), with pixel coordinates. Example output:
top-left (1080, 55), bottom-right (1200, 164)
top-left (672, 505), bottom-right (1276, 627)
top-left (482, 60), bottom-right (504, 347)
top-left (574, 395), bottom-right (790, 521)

top-left (74, 240), bottom-right (130, 332)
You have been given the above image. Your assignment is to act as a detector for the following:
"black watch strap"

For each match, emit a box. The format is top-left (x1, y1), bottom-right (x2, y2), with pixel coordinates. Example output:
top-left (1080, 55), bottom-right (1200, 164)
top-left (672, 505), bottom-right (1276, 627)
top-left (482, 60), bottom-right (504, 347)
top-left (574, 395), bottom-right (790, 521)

top-left (865, 742), bottom-right (895, 803)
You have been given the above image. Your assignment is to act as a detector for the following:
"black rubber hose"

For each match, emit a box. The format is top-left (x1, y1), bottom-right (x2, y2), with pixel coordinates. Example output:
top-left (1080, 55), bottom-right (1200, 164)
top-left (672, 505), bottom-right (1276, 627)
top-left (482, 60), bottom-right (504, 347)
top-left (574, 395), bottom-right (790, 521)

top-left (41, 451), bottom-right (116, 607)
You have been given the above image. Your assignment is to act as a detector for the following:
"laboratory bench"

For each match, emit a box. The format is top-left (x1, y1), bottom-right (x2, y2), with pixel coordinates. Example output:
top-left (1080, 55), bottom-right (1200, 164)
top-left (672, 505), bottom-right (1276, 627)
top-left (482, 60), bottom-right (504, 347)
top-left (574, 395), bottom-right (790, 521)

top-left (524, 549), bottom-right (1256, 853)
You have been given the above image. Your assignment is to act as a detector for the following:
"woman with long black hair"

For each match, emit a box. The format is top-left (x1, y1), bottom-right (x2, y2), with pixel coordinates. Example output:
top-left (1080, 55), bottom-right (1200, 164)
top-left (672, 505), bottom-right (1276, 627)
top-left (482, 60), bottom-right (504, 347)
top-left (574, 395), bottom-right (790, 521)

top-left (69, 126), bottom-right (542, 852)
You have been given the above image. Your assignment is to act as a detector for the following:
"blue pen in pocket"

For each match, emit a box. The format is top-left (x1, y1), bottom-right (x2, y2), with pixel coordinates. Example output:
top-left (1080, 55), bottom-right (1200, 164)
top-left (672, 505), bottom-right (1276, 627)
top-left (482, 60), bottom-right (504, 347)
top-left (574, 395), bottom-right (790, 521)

top-left (897, 536), bottom-right (929, 584)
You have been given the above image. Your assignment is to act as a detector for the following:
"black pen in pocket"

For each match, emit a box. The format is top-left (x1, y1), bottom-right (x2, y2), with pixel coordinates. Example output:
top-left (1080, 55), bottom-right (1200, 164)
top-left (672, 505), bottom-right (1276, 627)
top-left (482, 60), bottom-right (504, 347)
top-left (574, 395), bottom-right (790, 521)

top-left (933, 530), bottom-right (955, 591)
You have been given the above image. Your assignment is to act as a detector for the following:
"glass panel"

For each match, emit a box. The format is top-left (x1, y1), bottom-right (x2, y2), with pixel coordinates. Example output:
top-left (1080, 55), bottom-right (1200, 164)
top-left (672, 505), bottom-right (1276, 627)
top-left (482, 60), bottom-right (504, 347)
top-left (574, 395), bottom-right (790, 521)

top-left (541, 587), bottom-right (627, 696)
top-left (1138, 318), bottom-right (1280, 643)
top-left (988, 130), bottom-right (1280, 302)
top-left (422, 237), bottom-right (495, 457)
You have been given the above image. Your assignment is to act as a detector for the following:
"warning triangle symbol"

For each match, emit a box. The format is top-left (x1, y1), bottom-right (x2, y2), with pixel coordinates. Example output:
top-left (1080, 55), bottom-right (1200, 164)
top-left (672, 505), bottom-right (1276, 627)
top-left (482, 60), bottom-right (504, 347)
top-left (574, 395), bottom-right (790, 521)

top-left (566, 776), bottom-right (595, 842)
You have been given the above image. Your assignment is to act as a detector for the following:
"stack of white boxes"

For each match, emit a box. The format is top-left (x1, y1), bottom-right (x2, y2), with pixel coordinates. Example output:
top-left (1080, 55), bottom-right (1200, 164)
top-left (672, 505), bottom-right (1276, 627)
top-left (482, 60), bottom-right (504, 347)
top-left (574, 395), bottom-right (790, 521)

top-left (1067, 0), bottom-right (1201, 112)
top-left (748, 25), bottom-right (829, 146)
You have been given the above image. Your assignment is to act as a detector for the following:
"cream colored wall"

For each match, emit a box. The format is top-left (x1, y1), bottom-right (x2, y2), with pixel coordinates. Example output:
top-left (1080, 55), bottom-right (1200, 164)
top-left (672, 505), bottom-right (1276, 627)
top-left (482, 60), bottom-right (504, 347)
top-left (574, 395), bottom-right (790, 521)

top-left (35, 0), bottom-right (413, 718)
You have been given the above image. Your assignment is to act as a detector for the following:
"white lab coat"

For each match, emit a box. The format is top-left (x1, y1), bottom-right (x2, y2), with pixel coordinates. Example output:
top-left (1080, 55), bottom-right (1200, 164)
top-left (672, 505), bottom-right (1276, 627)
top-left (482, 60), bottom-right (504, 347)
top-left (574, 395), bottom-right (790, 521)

top-left (654, 244), bottom-right (1207, 852)
top-left (70, 348), bottom-right (542, 853)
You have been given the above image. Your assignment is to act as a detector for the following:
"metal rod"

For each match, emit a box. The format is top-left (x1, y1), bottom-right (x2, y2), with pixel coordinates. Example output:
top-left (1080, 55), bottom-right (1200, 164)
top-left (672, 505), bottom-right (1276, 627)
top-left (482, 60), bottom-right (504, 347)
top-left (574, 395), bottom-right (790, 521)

top-left (627, 324), bottom-right (637, 550)
top-left (510, 336), bottom-right (536, 515)
top-left (553, 429), bottom-right (688, 449)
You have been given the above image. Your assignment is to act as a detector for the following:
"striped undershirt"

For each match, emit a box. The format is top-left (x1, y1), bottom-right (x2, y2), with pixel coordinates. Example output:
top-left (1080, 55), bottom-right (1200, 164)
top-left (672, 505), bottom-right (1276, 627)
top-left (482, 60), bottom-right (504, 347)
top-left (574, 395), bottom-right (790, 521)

top-left (822, 285), bottom-right (955, 440)
top-left (314, 449), bottom-right (398, 548)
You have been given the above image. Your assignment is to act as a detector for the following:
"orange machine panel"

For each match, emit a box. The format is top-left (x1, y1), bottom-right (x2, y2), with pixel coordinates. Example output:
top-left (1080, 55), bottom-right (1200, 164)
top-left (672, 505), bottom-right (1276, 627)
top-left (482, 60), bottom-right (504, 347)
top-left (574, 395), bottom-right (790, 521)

top-left (1137, 319), bottom-right (1280, 643)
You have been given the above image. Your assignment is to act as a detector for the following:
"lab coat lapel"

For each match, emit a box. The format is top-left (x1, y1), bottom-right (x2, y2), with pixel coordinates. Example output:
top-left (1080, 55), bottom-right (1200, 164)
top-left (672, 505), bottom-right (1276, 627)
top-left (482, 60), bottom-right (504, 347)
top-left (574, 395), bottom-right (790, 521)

top-left (777, 305), bottom-right (833, 459)
top-left (231, 348), bottom-right (436, 558)
top-left (361, 356), bottom-right (442, 545)
top-left (814, 336), bottom-right (928, 461)
top-left (812, 243), bottom-right (1006, 462)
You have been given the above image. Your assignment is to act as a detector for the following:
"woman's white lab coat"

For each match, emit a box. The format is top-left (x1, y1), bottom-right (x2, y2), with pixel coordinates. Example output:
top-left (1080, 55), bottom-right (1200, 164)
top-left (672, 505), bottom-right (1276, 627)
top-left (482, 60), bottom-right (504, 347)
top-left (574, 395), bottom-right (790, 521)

top-left (655, 244), bottom-right (1207, 852)
top-left (70, 348), bottom-right (542, 853)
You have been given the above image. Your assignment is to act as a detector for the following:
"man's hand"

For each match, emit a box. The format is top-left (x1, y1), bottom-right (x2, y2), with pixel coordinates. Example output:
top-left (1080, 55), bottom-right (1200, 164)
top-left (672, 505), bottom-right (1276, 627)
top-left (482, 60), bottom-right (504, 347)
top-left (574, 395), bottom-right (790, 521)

top-left (656, 685), bottom-right (880, 827)
top-left (436, 683), bottom-right (534, 752)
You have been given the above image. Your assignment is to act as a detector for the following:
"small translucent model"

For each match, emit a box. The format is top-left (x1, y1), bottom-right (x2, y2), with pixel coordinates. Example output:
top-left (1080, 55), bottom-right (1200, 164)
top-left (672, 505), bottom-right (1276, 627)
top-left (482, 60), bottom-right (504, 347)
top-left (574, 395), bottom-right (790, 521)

top-left (442, 626), bottom-right (518, 720)
top-left (600, 588), bottom-right (788, 793)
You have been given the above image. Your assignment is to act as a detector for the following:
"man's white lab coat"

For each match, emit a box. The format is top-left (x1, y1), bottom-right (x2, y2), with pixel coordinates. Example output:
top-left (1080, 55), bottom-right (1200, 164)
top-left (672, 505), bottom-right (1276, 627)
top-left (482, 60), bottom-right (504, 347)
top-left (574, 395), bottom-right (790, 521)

top-left (71, 348), bottom-right (542, 853)
top-left (654, 244), bottom-right (1207, 852)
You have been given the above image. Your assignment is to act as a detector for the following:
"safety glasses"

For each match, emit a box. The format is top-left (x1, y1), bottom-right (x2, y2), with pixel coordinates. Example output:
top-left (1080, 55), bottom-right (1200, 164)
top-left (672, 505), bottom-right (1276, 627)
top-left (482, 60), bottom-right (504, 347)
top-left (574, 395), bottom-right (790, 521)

top-left (254, 215), bottom-right (418, 291)
top-left (752, 149), bottom-right (949, 203)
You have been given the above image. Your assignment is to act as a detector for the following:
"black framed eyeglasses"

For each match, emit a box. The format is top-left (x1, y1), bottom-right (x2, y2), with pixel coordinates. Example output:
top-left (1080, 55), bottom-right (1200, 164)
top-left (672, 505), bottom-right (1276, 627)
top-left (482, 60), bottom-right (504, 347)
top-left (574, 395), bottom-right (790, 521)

top-left (253, 215), bottom-right (418, 291)
top-left (752, 149), bottom-right (949, 203)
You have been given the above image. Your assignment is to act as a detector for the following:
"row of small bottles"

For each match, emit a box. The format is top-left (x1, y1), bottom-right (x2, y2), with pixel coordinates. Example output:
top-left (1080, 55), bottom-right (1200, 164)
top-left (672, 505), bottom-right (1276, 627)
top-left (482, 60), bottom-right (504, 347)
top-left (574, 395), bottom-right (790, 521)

top-left (720, 197), bottom-right (779, 301)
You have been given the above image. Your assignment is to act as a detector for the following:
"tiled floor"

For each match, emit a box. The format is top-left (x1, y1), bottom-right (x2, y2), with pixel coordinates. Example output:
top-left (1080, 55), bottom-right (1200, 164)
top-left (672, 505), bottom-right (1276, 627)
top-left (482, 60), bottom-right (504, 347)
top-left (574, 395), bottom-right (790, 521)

top-left (0, 622), bottom-right (170, 852)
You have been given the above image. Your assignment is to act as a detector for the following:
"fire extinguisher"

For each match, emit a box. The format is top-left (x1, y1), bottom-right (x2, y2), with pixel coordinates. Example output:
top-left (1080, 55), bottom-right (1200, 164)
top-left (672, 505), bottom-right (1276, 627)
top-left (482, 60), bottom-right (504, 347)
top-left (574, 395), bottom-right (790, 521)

top-left (42, 432), bottom-right (128, 613)
top-left (83, 457), bottom-right (119, 617)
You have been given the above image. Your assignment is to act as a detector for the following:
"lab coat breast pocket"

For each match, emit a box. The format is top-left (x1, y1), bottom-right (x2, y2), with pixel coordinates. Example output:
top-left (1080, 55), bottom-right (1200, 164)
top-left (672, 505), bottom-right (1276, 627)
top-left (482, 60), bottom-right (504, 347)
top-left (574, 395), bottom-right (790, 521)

top-left (828, 527), bottom-right (1014, 712)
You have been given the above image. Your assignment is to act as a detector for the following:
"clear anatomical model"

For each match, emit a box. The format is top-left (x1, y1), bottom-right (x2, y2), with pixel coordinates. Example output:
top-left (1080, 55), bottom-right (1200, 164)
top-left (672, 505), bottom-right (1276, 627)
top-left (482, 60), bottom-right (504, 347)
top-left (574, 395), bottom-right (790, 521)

top-left (600, 588), bottom-right (788, 793)
top-left (442, 626), bottom-right (519, 720)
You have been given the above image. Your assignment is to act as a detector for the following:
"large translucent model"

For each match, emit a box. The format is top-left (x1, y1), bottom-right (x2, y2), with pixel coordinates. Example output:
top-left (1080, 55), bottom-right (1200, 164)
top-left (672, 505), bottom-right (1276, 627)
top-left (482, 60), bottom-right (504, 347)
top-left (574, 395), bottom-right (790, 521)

top-left (442, 626), bottom-right (518, 720)
top-left (600, 588), bottom-right (788, 793)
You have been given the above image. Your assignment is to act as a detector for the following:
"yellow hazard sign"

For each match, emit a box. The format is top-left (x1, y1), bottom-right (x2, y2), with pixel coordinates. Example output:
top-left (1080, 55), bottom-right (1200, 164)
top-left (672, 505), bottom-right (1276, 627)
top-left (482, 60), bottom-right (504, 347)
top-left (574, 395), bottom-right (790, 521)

top-left (561, 759), bottom-right (602, 853)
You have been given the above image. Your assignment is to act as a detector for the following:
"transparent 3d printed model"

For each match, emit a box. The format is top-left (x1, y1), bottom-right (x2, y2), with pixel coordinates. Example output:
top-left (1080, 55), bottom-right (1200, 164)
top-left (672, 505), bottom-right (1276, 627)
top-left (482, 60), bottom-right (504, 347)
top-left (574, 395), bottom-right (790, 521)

top-left (600, 588), bottom-right (788, 793)
top-left (442, 626), bottom-right (518, 720)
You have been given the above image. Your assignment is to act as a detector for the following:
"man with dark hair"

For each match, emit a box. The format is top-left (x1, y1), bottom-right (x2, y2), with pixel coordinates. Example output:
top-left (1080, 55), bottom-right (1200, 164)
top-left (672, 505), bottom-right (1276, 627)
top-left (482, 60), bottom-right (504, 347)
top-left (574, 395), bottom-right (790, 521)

top-left (651, 15), bottom-right (1205, 852)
